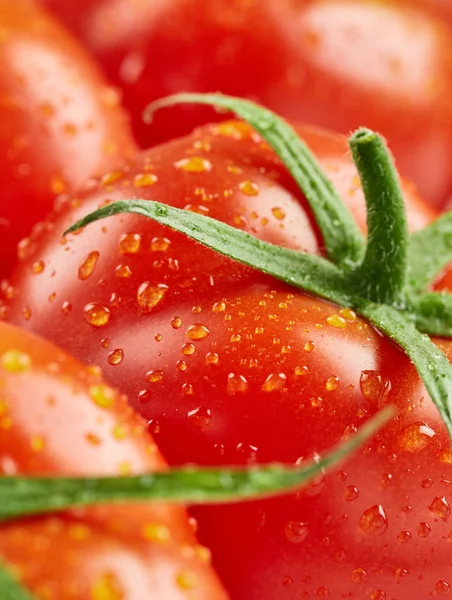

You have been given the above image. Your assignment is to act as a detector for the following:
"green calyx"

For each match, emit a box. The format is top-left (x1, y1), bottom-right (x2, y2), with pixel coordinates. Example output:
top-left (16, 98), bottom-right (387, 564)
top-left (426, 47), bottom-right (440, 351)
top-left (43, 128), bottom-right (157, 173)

top-left (68, 92), bottom-right (452, 435)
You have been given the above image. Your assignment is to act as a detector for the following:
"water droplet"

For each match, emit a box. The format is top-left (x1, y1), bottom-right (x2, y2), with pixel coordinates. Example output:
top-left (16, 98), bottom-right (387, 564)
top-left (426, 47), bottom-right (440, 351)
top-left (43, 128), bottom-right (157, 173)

top-left (310, 396), bottom-right (323, 408)
top-left (339, 308), bottom-right (357, 321)
top-left (435, 581), bottom-right (451, 596)
top-left (31, 260), bottom-right (45, 275)
top-left (107, 349), bottom-right (124, 365)
top-left (182, 343), bottom-right (196, 356)
top-left (326, 376), bottom-right (340, 392)
top-left (1, 349), bottom-right (31, 372)
top-left (115, 264), bottom-right (132, 278)
top-left (177, 360), bottom-right (187, 371)
top-left (360, 371), bottom-right (391, 402)
top-left (91, 573), bottom-right (124, 600)
top-left (31, 436), bottom-right (46, 452)
top-left (317, 587), bottom-right (330, 598)
top-left (89, 385), bottom-right (116, 409)
top-left (418, 522), bottom-right (431, 538)
top-left (78, 251), bottom-right (99, 280)
top-left (182, 383), bottom-right (194, 395)
top-left (134, 173), bottom-right (158, 187)
top-left (137, 282), bottom-right (168, 314)
top-left (393, 568), bottom-right (408, 580)
top-left (284, 521), bottom-right (308, 543)
top-left (397, 530), bottom-right (412, 543)
top-left (371, 592), bottom-right (386, 600)
top-left (175, 156), bottom-right (212, 173)
top-left (186, 324), bottom-right (210, 340)
top-left (326, 314), bottom-right (347, 329)
top-left (147, 419), bottom-right (160, 434)
top-left (429, 496), bottom-right (451, 521)
top-left (212, 301), bottom-right (226, 313)
top-left (359, 505), bottom-right (388, 535)
top-left (282, 576), bottom-right (293, 588)
top-left (271, 207), bottom-right (286, 220)
top-left (261, 373), bottom-right (287, 392)
top-left (138, 390), bottom-right (151, 404)
top-left (151, 237), bottom-right (171, 251)
top-left (187, 406), bottom-right (211, 427)
top-left (304, 341), bottom-right (315, 352)
top-left (398, 422), bottom-right (435, 453)
top-left (145, 370), bottom-right (163, 383)
top-left (142, 522), bottom-right (170, 542)
top-left (84, 303), bottom-right (111, 327)
top-left (119, 232), bottom-right (141, 254)
top-left (239, 180), bottom-right (259, 196)
top-left (206, 352), bottom-right (219, 365)
top-left (227, 373), bottom-right (249, 394)
top-left (351, 568), bottom-right (367, 583)
top-left (175, 570), bottom-right (198, 590)
top-left (344, 486), bottom-right (360, 501)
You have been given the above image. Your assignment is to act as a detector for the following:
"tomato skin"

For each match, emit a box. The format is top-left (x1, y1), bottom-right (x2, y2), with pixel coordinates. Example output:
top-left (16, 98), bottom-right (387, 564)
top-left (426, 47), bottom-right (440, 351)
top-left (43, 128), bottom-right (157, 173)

top-left (0, 322), bottom-right (227, 599)
top-left (1, 121), bottom-right (450, 599)
top-left (42, 0), bottom-right (452, 208)
top-left (0, 0), bottom-right (136, 279)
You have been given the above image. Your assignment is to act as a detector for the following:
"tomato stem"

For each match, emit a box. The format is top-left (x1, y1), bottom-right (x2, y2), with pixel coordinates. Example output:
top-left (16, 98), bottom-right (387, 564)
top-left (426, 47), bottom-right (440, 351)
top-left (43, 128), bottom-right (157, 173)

top-left (348, 128), bottom-right (408, 306)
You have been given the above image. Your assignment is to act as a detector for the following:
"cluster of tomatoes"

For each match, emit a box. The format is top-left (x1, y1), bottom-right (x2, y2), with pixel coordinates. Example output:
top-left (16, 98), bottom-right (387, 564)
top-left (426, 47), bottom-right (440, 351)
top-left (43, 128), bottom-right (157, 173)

top-left (0, 1), bottom-right (452, 599)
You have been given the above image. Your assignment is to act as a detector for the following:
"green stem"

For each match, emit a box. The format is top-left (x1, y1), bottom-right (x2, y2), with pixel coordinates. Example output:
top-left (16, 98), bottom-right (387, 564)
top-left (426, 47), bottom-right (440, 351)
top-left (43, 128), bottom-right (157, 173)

top-left (407, 292), bottom-right (452, 337)
top-left (349, 129), bottom-right (409, 306)
top-left (0, 564), bottom-right (35, 600)
top-left (359, 301), bottom-right (452, 430)
top-left (64, 200), bottom-right (354, 306)
top-left (0, 408), bottom-right (391, 521)
top-left (407, 211), bottom-right (452, 293)
top-left (144, 93), bottom-right (365, 268)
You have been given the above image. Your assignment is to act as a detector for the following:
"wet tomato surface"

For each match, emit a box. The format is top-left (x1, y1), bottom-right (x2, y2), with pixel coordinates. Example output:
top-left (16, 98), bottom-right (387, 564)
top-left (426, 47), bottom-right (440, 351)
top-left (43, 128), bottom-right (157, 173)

top-left (0, 0), bottom-right (136, 278)
top-left (42, 0), bottom-right (452, 208)
top-left (1, 121), bottom-right (451, 599)
top-left (0, 321), bottom-right (227, 599)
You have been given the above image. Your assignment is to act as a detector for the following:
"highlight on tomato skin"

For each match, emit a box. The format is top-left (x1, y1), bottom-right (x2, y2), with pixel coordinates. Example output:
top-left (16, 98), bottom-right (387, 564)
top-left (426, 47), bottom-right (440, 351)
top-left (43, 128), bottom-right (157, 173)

top-left (1, 117), bottom-right (451, 599)
top-left (41, 0), bottom-right (452, 208)
top-left (0, 0), bottom-right (136, 280)
top-left (0, 321), bottom-right (228, 600)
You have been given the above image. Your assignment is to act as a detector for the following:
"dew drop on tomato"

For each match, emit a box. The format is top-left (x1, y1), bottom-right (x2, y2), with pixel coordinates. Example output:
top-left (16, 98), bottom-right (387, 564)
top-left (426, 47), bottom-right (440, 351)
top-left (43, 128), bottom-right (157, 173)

top-left (186, 324), bottom-right (210, 340)
top-left (261, 372), bottom-right (287, 392)
top-left (83, 303), bottom-right (111, 327)
top-left (284, 521), bottom-right (308, 543)
top-left (107, 348), bottom-right (124, 366)
top-left (397, 422), bottom-right (436, 453)
top-left (359, 505), bottom-right (388, 536)
top-left (360, 370), bottom-right (391, 402)
top-left (118, 232), bottom-right (141, 254)
top-left (429, 496), bottom-right (451, 521)
top-left (174, 156), bottom-right (212, 173)
top-left (227, 373), bottom-right (249, 394)
top-left (78, 251), bottom-right (99, 280)
top-left (137, 282), bottom-right (168, 314)
top-left (187, 406), bottom-right (212, 428)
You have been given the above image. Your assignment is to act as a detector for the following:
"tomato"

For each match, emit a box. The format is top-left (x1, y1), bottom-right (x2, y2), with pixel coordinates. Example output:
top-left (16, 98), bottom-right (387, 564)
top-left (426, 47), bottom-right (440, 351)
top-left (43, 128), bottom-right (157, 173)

top-left (1, 120), bottom-right (450, 598)
top-left (41, 0), bottom-right (452, 208)
top-left (0, 321), bottom-right (227, 599)
top-left (0, 0), bottom-right (136, 279)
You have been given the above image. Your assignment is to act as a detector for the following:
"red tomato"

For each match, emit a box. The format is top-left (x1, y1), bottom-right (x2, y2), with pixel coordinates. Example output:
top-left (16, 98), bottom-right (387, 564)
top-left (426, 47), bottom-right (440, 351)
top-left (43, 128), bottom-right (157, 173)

top-left (2, 121), bottom-right (450, 598)
top-left (0, 321), bottom-right (227, 599)
top-left (0, 0), bottom-right (136, 279)
top-left (41, 0), bottom-right (452, 208)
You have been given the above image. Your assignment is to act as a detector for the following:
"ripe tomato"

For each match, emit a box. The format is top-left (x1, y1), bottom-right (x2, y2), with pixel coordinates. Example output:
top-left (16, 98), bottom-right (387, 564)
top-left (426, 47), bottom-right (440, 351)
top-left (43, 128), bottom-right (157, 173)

top-left (2, 120), bottom-right (450, 599)
top-left (0, 321), bottom-right (227, 599)
top-left (0, 0), bottom-right (136, 279)
top-left (41, 0), bottom-right (452, 208)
